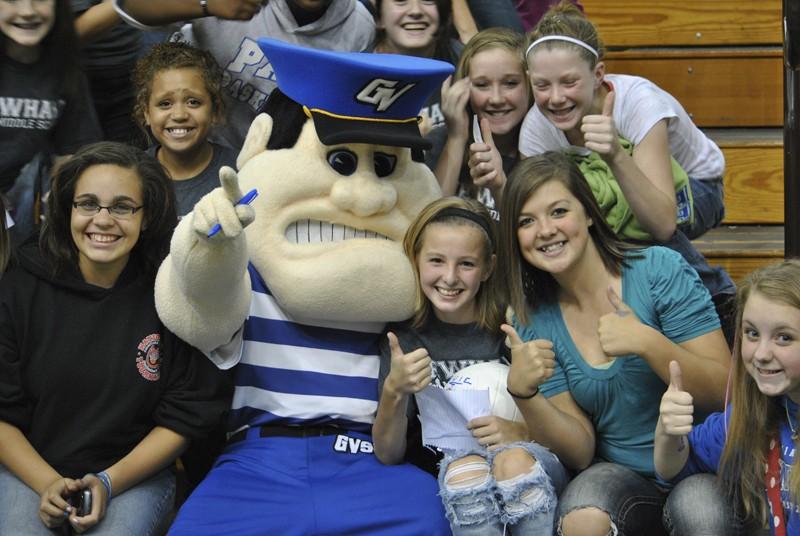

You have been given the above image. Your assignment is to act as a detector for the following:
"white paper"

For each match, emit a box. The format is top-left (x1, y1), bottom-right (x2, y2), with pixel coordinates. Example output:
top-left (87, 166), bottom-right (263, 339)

top-left (415, 385), bottom-right (491, 452)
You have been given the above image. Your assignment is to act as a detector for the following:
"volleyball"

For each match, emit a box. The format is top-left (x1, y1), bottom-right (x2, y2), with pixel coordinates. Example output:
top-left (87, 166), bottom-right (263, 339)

top-left (445, 362), bottom-right (524, 423)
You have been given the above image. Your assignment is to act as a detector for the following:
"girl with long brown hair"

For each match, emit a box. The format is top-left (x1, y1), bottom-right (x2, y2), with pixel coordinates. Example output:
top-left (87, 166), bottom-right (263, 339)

top-left (656, 259), bottom-right (800, 534)
top-left (499, 151), bottom-right (738, 535)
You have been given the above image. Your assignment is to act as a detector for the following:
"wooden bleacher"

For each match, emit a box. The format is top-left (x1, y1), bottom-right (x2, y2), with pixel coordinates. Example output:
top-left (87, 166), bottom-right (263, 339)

top-left (581, 0), bottom-right (785, 284)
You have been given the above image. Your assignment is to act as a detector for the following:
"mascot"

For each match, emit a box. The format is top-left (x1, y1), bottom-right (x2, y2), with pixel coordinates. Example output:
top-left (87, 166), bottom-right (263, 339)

top-left (156, 39), bottom-right (453, 535)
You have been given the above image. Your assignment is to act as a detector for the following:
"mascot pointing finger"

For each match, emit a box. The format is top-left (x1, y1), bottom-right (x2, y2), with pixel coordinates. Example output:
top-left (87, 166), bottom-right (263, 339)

top-left (156, 39), bottom-right (453, 535)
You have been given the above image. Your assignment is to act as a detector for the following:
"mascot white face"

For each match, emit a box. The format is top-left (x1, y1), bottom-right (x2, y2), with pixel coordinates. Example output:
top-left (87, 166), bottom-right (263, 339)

top-left (235, 114), bottom-right (441, 323)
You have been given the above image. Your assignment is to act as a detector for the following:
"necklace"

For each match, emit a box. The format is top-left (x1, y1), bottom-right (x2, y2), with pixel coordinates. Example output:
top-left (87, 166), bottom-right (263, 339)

top-left (785, 403), bottom-right (798, 441)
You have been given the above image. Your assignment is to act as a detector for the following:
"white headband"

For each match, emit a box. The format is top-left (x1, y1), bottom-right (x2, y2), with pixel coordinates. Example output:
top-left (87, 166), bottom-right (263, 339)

top-left (525, 36), bottom-right (599, 59)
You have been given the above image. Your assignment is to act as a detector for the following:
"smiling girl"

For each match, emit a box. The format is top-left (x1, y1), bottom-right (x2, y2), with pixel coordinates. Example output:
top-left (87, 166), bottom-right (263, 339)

top-left (656, 260), bottom-right (800, 535)
top-left (0, 142), bottom-right (228, 535)
top-left (498, 151), bottom-right (739, 535)
top-left (0, 0), bottom-right (101, 238)
top-left (133, 41), bottom-right (236, 218)
top-left (372, 0), bottom-right (460, 131)
top-left (428, 28), bottom-right (530, 221)
top-left (519, 1), bottom-right (736, 332)
top-left (373, 196), bottom-right (567, 535)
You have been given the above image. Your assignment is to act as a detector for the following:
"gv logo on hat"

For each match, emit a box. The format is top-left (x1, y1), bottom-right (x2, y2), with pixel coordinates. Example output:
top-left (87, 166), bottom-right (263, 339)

top-left (356, 79), bottom-right (416, 112)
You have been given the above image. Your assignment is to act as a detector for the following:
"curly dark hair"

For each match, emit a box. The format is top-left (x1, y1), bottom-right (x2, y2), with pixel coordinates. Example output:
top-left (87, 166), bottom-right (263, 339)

top-left (132, 41), bottom-right (226, 137)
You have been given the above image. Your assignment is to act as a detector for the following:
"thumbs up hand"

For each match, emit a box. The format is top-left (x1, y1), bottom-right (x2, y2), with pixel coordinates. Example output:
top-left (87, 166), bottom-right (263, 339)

top-left (468, 117), bottom-right (507, 195)
top-left (581, 90), bottom-right (621, 161)
top-left (598, 285), bottom-right (644, 357)
top-left (658, 360), bottom-right (694, 436)
top-left (501, 323), bottom-right (555, 398)
top-left (384, 332), bottom-right (432, 396)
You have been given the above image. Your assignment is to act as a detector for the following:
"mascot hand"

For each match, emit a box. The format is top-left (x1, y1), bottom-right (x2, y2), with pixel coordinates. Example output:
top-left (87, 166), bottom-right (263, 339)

top-left (192, 166), bottom-right (256, 240)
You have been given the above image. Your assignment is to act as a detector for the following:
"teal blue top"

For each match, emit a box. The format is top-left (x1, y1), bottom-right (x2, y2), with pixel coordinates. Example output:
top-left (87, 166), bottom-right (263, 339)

top-left (514, 246), bottom-right (720, 477)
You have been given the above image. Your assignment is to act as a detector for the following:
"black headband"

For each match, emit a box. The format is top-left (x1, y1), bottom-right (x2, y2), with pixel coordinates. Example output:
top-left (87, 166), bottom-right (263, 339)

top-left (433, 207), bottom-right (495, 250)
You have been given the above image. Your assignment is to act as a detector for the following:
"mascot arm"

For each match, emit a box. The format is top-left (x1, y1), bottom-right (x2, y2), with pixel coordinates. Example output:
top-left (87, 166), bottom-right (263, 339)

top-left (155, 166), bottom-right (255, 354)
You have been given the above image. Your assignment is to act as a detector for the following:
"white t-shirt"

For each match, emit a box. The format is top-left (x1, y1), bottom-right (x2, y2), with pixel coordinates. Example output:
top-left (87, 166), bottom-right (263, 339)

top-left (518, 74), bottom-right (724, 180)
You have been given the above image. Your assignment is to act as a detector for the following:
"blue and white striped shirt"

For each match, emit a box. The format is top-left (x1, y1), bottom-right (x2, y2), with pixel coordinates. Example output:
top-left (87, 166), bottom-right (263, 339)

top-left (227, 264), bottom-right (384, 433)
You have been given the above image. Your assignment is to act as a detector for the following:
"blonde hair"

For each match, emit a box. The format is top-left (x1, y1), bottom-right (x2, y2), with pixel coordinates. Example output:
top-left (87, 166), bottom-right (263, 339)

top-left (403, 197), bottom-right (503, 331)
top-left (719, 259), bottom-right (800, 522)
top-left (456, 27), bottom-right (527, 83)
top-left (453, 28), bottom-right (530, 198)
top-left (526, 0), bottom-right (606, 68)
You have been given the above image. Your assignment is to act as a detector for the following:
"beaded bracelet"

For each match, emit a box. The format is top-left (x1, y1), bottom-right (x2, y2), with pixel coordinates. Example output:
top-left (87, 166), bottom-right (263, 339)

top-left (89, 471), bottom-right (113, 503)
top-left (506, 385), bottom-right (539, 400)
top-left (199, 0), bottom-right (210, 16)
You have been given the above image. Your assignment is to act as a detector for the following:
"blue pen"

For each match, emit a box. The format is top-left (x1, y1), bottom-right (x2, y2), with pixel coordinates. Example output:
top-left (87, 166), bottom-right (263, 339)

top-left (207, 188), bottom-right (259, 237)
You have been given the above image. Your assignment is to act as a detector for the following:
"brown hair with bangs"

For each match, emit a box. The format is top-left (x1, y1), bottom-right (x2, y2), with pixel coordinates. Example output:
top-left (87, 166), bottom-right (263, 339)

top-left (403, 197), bottom-right (503, 332)
top-left (498, 151), bottom-right (637, 324)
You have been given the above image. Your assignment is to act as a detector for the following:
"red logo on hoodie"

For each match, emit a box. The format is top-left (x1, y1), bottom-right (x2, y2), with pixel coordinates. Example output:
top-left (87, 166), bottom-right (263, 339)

top-left (136, 333), bottom-right (161, 381)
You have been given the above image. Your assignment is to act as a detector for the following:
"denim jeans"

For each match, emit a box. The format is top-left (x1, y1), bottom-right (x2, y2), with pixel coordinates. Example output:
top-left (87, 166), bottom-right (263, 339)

top-left (0, 465), bottom-right (175, 536)
top-left (663, 178), bottom-right (736, 299)
top-left (556, 463), bottom-right (744, 536)
top-left (663, 473), bottom-right (748, 536)
top-left (682, 178), bottom-right (725, 240)
top-left (439, 441), bottom-right (568, 535)
top-left (6, 152), bottom-right (48, 245)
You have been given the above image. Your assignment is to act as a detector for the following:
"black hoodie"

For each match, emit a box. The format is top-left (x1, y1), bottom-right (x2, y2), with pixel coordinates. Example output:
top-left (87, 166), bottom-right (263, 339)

top-left (0, 241), bottom-right (230, 478)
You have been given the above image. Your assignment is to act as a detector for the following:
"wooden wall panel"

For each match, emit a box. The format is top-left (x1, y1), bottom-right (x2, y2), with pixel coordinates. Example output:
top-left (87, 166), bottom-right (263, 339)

top-left (581, 0), bottom-right (781, 47)
top-left (604, 51), bottom-right (782, 127)
top-left (720, 144), bottom-right (784, 224)
top-left (707, 256), bottom-right (783, 285)
top-left (693, 225), bottom-right (784, 284)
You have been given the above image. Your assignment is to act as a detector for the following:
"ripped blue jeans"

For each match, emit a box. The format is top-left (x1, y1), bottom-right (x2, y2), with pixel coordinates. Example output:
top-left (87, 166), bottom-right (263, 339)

top-left (438, 441), bottom-right (568, 536)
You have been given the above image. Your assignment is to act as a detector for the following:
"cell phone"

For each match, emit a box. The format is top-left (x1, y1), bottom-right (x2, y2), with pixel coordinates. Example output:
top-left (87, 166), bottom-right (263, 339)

top-left (472, 114), bottom-right (484, 144)
top-left (67, 489), bottom-right (92, 517)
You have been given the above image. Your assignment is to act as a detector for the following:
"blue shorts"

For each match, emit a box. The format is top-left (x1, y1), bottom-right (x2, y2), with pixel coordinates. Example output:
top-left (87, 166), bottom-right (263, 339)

top-left (169, 430), bottom-right (451, 535)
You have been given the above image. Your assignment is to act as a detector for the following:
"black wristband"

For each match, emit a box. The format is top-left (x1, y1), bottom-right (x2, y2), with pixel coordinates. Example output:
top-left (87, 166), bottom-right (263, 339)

top-left (507, 385), bottom-right (539, 399)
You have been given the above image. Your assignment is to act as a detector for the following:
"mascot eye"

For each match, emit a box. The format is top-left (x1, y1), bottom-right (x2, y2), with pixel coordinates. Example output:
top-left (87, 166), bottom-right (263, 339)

top-left (327, 150), bottom-right (358, 176)
top-left (373, 153), bottom-right (397, 178)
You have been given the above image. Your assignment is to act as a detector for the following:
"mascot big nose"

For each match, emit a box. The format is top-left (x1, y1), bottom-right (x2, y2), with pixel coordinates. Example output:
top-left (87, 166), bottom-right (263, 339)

top-left (156, 39), bottom-right (455, 535)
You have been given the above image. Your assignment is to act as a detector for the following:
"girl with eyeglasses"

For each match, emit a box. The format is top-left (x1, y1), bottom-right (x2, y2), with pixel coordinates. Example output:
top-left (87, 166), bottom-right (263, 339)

top-left (0, 141), bottom-right (229, 535)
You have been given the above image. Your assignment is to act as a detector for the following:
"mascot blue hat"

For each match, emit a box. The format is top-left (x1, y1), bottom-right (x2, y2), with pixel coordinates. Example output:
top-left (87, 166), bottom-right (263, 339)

top-left (257, 38), bottom-right (453, 150)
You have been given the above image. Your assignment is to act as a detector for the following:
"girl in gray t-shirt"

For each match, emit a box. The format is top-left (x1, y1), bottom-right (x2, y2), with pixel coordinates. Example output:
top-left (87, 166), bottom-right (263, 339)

top-left (373, 196), bottom-right (567, 535)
